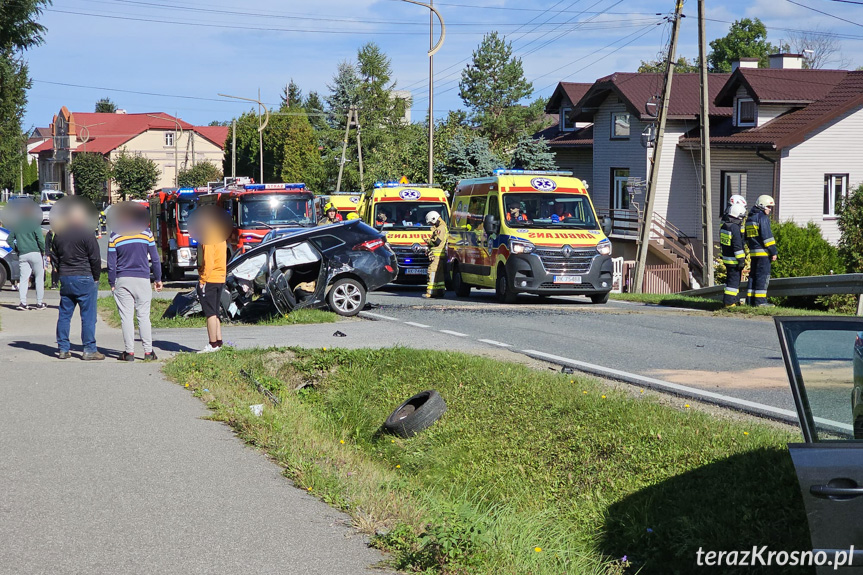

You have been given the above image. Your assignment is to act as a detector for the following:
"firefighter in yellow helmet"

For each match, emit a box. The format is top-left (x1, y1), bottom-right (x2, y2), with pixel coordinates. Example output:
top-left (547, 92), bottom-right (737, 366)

top-left (346, 212), bottom-right (359, 220)
top-left (318, 203), bottom-right (342, 226)
top-left (422, 210), bottom-right (447, 298)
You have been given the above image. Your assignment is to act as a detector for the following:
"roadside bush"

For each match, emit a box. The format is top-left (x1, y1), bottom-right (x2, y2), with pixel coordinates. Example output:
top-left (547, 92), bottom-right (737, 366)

top-left (838, 182), bottom-right (863, 273)
top-left (771, 220), bottom-right (845, 309)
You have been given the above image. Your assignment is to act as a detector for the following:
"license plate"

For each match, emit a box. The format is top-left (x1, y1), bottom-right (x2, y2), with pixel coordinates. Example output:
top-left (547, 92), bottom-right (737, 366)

top-left (404, 268), bottom-right (426, 275)
top-left (553, 275), bottom-right (582, 284)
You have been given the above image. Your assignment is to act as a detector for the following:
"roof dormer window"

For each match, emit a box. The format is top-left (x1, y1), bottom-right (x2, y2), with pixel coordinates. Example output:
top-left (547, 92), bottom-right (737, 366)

top-left (737, 98), bottom-right (757, 127)
top-left (560, 107), bottom-right (574, 132)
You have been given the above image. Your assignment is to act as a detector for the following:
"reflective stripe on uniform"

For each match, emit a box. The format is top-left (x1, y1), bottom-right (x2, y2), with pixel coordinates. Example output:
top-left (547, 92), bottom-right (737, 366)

top-left (722, 257), bottom-right (738, 265)
top-left (754, 290), bottom-right (767, 296)
top-left (734, 250), bottom-right (745, 258)
top-left (750, 250), bottom-right (769, 257)
top-left (764, 237), bottom-right (776, 247)
top-left (724, 287), bottom-right (739, 296)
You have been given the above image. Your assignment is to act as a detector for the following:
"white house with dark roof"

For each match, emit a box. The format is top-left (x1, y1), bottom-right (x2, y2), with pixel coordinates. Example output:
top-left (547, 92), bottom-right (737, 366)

top-left (541, 54), bottom-right (863, 289)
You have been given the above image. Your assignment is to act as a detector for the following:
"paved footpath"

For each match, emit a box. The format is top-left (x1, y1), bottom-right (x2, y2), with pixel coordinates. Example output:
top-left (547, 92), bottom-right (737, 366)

top-left (1, 287), bottom-right (443, 575)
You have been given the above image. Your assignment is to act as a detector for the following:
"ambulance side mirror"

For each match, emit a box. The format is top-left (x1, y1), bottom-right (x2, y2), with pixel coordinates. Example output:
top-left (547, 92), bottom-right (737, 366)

top-left (601, 216), bottom-right (613, 236)
top-left (483, 214), bottom-right (497, 235)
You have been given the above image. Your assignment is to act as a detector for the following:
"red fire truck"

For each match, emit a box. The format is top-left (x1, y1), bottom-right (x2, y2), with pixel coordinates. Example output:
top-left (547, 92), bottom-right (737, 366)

top-left (198, 183), bottom-right (317, 257)
top-left (149, 187), bottom-right (206, 280)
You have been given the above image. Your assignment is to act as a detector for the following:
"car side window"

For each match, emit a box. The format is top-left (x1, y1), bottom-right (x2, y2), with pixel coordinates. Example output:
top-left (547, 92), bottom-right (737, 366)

top-left (467, 196), bottom-right (487, 229)
top-left (311, 234), bottom-right (345, 252)
top-left (776, 319), bottom-right (863, 441)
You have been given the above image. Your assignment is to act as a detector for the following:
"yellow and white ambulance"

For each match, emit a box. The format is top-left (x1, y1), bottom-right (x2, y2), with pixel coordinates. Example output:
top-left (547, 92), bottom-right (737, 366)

top-left (359, 181), bottom-right (451, 282)
top-left (327, 192), bottom-right (362, 220)
top-left (448, 169), bottom-right (614, 303)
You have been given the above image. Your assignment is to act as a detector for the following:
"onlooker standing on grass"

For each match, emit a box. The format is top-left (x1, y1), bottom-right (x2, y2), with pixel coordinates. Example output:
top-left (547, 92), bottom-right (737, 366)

top-left (190, 205), bottom-right (230, 354)
top-left (107, 202), bottom-right (163, 362)
top-left (6, 200), bottom-right (47, 310)
top-left (51, 197), bottom-right (104, 360)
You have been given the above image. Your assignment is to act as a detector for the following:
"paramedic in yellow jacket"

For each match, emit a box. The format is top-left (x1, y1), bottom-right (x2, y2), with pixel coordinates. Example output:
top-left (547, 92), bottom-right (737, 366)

top-left (423, 210), bottom-right (447, 299)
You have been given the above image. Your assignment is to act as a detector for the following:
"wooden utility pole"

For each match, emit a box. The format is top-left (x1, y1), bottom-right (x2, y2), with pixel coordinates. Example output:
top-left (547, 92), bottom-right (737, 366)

top-left (698, 0), bottom-right (714, 286)
top-left (355, 109), bottom-right (365, 193)
top-left (335, 107), bottom-right (353, 193)
top-left (633, 0), bottom-right (685, 293)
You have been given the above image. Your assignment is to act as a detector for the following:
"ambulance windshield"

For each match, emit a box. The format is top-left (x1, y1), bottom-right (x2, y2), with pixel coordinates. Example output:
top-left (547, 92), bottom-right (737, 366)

top-left (502, 193), bottom-right (598, 229)
top-left (373, 202), bottom-right (449, 230)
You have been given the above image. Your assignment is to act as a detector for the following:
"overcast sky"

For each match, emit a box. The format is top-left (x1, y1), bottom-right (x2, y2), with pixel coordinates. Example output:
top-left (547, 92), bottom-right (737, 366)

top-left (21, 0), bottom-right (863, 130)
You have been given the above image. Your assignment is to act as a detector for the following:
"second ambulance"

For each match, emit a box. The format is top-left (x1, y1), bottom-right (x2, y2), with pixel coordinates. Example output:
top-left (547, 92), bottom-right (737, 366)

top-left (358, 181), bottom-right (450, 282)
top-left (448, 169), bottom-right (613, 303)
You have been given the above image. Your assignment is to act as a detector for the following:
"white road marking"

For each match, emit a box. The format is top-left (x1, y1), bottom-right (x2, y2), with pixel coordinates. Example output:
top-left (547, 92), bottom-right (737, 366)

top-left (359, 312), bottom-right (400, 321)
top-left (478, 339), bottom-right (512, 347)
top-left (404, 321), bottom-right (431, 328)
top-left (521, 349), bottom-right (854, 432)
top-left (439, 330), bottom-right (468, 337)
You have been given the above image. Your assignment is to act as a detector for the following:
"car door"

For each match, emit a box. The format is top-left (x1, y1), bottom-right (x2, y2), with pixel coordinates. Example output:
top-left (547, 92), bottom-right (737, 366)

top-left (266, 240), bottom-right (327, 314)
top-left (774, 317), bottom-right (863, 573)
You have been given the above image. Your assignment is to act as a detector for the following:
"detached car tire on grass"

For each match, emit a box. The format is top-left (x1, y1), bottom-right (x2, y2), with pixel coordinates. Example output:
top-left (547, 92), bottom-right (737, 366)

top-left (384, 390), bottom-right (447, 438)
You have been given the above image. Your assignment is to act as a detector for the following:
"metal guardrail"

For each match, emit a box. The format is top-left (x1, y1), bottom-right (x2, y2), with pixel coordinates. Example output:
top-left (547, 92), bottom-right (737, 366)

top-left (680, 273), bottom-right (863, 314)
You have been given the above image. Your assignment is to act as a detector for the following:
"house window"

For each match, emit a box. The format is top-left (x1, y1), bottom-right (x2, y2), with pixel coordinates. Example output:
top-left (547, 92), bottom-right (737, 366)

top-left (611, 112), bottom-right (630, 138)
top-left (165, 132), bottom-right (175, 147)
top-left (720, 171), bottom-right (748, 209)
top-left (737, 99), bottom-right (756, 127)
top-left (612, 168), bottom-right (630, 210)
top-left (559, 107), bottom-right (574, 132)
top-left (824, 174), bottom-right (848, 217)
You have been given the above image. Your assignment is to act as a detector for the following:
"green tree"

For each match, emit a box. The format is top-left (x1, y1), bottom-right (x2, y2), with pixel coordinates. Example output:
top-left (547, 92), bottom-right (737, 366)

top-left (0, 0), bottom-right (51, 51)
top-left (224, 108), bottom-right (263, 181)
top-left (459, 32), bottom-right (537, 150)
top-left (208, 120), bottom-right (230, 127)
top-left (70, 152), bottom-right (112, 202)
top-left (0, 53), bottom-right (29, 189)
top-left (437, 133), bottom-right (501, 190)
top-left (838, 183), bottom-right (863, 273)
top-left (23, 157), bottom-right (38, 192)
top-left (509, 137), bottom-right (557, 171)
top-left (281, 78), bottom-right (303, 108)
top-left (638, 56), bottom-right (699, 73)
top-left (304, 91), bottom-right (328, 131)
top-left (112, 150), bottom-right (159, 199)
top-left (708, 18), bottom-right (778, 72)
top-left (326, 60), bottom-right (360, 117)
top-left (1, 0), bottom-right (50, 189)
top-left (279, 107), bottom-right (324, 190)
top-left (177, 161), bottom-right (222, 188)
top-left (94, 97), bottom-right (117, 113)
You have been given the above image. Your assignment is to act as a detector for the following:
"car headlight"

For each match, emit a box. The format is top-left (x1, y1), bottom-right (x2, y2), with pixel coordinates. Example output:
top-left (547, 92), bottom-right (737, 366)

top-left (510, 239), bottom-right (535, 254)
top-left (596, 238), bottom-right (612, 256)
top-left (177, 248), bottom-right (191, 261)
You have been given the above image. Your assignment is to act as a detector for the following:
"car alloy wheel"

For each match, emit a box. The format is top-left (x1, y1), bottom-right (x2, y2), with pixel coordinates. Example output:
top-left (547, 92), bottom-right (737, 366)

top-left (328, 278), bottom-right (366, 317)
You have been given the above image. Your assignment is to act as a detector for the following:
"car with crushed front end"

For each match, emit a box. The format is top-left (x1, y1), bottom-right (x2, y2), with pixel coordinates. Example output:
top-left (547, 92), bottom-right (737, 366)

top-left (164, 219), bottom-right (398, 319)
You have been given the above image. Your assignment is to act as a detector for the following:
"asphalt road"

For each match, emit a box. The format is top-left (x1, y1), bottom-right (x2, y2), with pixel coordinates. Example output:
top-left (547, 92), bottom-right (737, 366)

top-left (365, 284), bottom-right (800, 413)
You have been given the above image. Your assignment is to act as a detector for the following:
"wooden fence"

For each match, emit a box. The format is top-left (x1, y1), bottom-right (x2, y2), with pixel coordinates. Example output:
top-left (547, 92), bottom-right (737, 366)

top-left (623, 262), bottom-right (683, 294)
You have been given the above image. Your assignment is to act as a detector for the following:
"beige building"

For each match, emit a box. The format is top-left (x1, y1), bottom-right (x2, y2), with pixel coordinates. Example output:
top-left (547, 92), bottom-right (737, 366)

top-left (33, 107), bottom-right (229, 199)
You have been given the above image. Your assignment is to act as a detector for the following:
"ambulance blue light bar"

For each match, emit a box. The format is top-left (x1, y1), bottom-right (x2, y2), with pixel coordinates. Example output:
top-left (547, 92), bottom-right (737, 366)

top-left (373, 181), bottom-right (434, 188)
top-left (244, 183), bottom-right (306, 190)
top-left (492, 169), bottom-right (573, 176)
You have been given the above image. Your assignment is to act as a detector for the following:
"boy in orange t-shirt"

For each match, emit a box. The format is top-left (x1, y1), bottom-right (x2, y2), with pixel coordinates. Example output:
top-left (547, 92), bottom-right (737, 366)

top-left (197, 240), bottom-right (227, 353)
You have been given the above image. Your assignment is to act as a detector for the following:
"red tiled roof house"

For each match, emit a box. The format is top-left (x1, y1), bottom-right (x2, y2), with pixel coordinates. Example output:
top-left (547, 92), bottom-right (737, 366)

top-left (34, 107), bottom-right (229, 200)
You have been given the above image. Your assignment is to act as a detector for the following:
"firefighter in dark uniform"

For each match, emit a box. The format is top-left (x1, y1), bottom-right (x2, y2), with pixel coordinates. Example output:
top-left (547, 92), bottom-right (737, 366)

top-left (317, 203), bottom-right (342, 226)
top-left (423, 210), bottom-right (447, 298)
top-left (745, 195), bottom-right (777, 307)
top-left (720, 203), bottom-right (747, 307)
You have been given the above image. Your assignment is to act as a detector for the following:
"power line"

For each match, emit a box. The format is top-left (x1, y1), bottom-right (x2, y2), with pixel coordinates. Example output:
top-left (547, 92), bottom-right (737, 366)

top-left (381, 0), bottom-right (660, 15)
top-left (785, 0), bottom-right (863, 28)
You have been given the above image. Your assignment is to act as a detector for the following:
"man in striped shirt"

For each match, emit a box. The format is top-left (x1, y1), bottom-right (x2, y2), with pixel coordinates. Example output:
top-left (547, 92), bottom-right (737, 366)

top-left (107, 203), bottom-right (163, 361)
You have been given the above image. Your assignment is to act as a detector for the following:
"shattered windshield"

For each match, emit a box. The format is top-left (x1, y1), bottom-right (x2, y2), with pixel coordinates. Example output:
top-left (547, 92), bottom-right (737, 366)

top-left (501, 193), bottom-right (598, 229)
top-left (239, 195), bottom-right (315, 229)
top-left (373, 202), bottom-right (449, 230)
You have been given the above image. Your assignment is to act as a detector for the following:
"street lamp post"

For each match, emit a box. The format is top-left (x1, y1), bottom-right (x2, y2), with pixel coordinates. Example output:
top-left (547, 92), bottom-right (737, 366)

top-left (147, 114), bottom-right (184, 187)
top-left (400, 0), bottom-right (445, 184)
top-left (218, 91), bottom-right (270, 184)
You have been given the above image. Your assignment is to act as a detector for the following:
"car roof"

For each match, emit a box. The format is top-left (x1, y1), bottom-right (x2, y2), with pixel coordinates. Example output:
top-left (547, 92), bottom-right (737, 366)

top-left (236, 220), bottom-right (378, 260)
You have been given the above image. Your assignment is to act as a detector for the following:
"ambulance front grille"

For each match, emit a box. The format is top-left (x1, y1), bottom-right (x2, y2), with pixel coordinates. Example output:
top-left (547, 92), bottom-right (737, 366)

top-left (535, 248), bottom-right (596, 275)
top-left (392, 246), bottom-right (430, 267)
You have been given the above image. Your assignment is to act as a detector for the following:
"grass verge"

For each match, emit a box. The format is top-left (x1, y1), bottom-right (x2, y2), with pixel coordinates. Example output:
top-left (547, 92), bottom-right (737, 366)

top-left (165, 347), bottom-right (809, 574)
top-left (610, 292), bottom-right (847, 316)
top-left (97, 296), bottom-right (337, 329)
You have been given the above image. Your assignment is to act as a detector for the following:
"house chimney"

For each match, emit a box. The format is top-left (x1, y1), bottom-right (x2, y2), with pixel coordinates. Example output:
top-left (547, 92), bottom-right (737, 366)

top-left (731, 57), bottom-right (760, 72)
top-left (768, 53), bottom-right (803, 69)
top-left (115, 109), bottom-right (127, 114)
